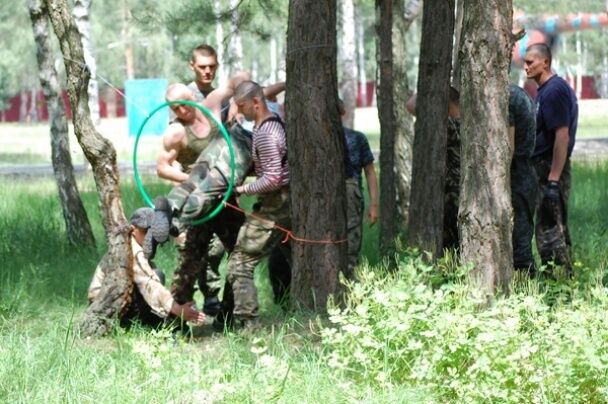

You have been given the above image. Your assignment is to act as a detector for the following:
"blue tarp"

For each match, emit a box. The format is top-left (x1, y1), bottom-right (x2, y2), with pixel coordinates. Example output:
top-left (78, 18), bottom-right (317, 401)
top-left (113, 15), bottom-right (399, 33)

top-left (125, 79), bottom-right (168, 136)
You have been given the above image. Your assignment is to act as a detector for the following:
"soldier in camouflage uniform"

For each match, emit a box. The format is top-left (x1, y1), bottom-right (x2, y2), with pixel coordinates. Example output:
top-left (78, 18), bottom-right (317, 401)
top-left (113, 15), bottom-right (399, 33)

top-left (508, 84), bottom-right (538, 274)
top-left (407, 86), bottom-right (538, 272)
top-left (406, 88), bottom-right (461, 252)
top-left (88, 208), bottom-right (205, 329)
top-left (221, 81), bottom-right (291, 328)
top-left (157, 75), bottom-right (249, 312)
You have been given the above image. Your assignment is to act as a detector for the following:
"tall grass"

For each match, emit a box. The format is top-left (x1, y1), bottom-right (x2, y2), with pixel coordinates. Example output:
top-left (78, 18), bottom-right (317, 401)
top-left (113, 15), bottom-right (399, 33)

top-left (1, 160), bottom-right (607, 402)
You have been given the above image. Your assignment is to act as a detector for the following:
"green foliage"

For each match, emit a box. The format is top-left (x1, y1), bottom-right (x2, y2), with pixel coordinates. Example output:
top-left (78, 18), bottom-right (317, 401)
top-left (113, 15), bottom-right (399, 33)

top-left (322, 255), bottom-right (608, 402)
top-left (1, 159), bottom-right (608, 401)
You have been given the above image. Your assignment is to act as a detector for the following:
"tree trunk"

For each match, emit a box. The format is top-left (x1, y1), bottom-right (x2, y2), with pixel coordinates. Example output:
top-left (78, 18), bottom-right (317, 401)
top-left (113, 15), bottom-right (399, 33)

top-left (121, 0), bottom-right (134, 80)
top-left (451, 0), bottom-right (465, 88)
top-left (45, 0), bottom-right (133, 336)
top-left (356, 13), bottom-right (367, 106)
top-left (229, 0), bottom-right (243, 74)
top-left (214, 0), bottom-right (227, 86)
top-left (407, 0), bottom-right (454, 257)
top-left (375, 0), bottom-right (397, 259)
top-left (392, 0), bottom-right (417, 227)
top-left (338, 0), bottom-right (356, 128)
top-left (72, 0), bottom-right (100, 125)
top-left (29, 0), bottom-right (96, 248)
top-left (286, 0), bottom-right (346, 311)
top-left (459, 0), bottom-right (513, 296)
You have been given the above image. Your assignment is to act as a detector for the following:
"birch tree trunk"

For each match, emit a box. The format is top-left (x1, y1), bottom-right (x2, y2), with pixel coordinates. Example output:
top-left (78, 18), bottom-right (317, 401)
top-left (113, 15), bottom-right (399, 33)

top-left (375, 0), bottom-right (397, 258)
top-left (121, 0), bottom-right (134, 80)
top-left (338, 0), bottom-right (357, 128)
top-left (46, 0), bottom-right (133, 336)
top-left (356, 14), bottom-right (367, 106)
top-left (29, 0), bottom-right (96, 248)
top-left (459, 0), bottom-right (513, 296)
top-left (72, 0), bottom-right (100, 125)
top-left (286, 0), bottom-right (346, 311)
top-left (229, 0), bottom-right (243, 74)
top-left (451, 0), bottom-right (465, 88)
top-left (407, 0), bottom-right (455, 257)
top-left (214, 0), bottom-right (227, 86)
top-left (392, 0), bottom-right (419, 226)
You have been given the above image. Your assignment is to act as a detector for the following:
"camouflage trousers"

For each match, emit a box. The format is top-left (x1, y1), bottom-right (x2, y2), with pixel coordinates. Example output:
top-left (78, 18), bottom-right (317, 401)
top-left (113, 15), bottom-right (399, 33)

top-left (512, 164), bottom-right (538, 273)
top-left (171, 198), bottom-right (245, 304)
top-left (534, 158), bottom-right (572, 272)
top-left (345, 178), bottom-right (363, 279)
top-left (224, 189), bottom-right (291, 320)
top-left (173, 232), bottom-right (224, 303)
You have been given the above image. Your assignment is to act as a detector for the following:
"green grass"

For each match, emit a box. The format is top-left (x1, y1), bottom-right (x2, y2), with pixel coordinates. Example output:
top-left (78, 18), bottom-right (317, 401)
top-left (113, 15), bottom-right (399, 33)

top-left (1, 160), bottom-right (608, 402)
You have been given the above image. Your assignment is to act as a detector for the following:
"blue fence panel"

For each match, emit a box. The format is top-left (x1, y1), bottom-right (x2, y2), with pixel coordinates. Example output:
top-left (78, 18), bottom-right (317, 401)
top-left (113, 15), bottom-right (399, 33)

top-left (125, 79), bottom-right (168, 136)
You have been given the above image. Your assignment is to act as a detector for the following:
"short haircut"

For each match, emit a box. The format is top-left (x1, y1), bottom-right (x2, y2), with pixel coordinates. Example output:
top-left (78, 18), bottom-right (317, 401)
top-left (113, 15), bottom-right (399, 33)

top-left (526, 42), bottom-right (552, 66)
top-left (165, 83), bottom-right (194, 102)
top-left (234, 80), bottom-right (264, 103)
top-left (191, 44), bottom-right (218, 62)
top-left (448, 86), bottom-right (460, 103)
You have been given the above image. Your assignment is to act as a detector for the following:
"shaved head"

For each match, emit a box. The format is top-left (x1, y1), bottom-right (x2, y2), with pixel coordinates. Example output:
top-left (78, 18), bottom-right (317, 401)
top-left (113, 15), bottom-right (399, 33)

top-left (526, 43), bottom-right (552, 66)
top-left (234, 80), bottom-right (264, 103)
top-left (165, 83), bottom-right (195, 102)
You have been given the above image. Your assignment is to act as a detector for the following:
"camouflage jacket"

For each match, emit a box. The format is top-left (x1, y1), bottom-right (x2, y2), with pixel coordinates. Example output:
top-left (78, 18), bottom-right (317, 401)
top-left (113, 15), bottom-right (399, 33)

top-left (166, 124), bottom-right (253, 230)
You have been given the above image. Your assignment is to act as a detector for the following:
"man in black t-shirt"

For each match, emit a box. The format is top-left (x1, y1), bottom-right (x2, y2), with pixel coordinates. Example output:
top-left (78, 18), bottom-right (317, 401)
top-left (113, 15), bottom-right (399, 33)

top-left (524, 43), bottom-right (578, 274)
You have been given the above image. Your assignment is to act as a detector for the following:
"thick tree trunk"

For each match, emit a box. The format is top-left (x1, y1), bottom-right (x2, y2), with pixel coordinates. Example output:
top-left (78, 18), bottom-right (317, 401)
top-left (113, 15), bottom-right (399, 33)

top-left (338, 0), bottom-right (356, 128)
top-left (459, 0), bottom-right (513, 296)
top-left (407, 0), bottom-right (455, 257)
top-left (29, 0), bottom-right (96, 248)
top-left (375, 0), bottom-right (397, 258)
top-left (45, 0), bottom-right (133, 336)
top-left (286, 0), bottom-right (346, 311)
top-left (392, 0), bottom-right (417, 227)
top-left (72, 0), bottom-right (100, 125)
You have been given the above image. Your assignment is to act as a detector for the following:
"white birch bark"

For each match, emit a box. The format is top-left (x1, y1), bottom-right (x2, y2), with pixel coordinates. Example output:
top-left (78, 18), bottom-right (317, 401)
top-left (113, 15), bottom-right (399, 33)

top-left (73, 0), bottom-right (100, 125)
top-left (338, 0), bottom-right (357, 128)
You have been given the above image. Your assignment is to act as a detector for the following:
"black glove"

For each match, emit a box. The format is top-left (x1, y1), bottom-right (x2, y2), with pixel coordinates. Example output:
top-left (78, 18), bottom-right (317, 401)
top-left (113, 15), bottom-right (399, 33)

top-left (151, 197), bottom-right (173, 243)
top-left (544, 180), bottom-right (561, 207)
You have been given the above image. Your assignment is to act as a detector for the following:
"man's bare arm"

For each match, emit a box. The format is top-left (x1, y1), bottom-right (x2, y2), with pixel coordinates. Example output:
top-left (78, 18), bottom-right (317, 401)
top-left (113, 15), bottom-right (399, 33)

top-left (157, 124), bottom-right (189, 183)
top-left (203, 71), bottom-right (251, 119)
top-left (363, 163), bottom-right (378, 226)
top-left (548, 126), bottom-right (569, 182)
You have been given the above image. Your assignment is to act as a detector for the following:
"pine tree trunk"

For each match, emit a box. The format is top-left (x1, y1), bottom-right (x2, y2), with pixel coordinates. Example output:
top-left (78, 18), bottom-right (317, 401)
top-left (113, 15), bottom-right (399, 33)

top-left (407, 0), bottom-right (455, 257)
top-left (286, 0), bottom-right (346, 311)
top-left (72, 0), bottom-right (100, 125)
top-left (375, 0), bottom-right (397, 258)
top-left (459, 0), bottom-right (513, 296)
top-left (338, 0), bottom-right (356, 128)
top-left (45, 0), bottom-right (133, 336)
top-left (29, 0), bottom-right (96, 248)
top-left (392, 0), bottom-right (417, 227)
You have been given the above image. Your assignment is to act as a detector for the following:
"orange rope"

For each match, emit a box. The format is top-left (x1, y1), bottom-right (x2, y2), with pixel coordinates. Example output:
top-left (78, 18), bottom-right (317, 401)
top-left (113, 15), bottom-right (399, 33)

top-left (223, 201), bottom-right (347, 245)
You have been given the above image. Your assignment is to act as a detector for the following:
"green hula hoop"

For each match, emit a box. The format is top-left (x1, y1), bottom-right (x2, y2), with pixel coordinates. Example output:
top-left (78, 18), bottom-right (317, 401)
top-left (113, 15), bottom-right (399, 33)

top-left (132, 100), bottom-right (236, 225)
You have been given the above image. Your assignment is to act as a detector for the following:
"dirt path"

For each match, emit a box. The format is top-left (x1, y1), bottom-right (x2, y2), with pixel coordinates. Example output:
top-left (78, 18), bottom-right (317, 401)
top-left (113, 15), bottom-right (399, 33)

top-left (1, 137), bottom-right (607, 177)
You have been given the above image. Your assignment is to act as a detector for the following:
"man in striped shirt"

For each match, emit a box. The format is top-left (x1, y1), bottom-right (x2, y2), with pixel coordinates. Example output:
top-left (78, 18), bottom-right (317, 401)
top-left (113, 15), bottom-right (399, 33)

top-left (220, 80), bottom-right (291, 329)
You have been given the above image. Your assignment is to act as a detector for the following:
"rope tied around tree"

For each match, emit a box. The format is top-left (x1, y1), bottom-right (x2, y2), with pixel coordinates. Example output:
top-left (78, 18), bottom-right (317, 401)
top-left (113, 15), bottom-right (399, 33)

top-left (222, 200), bottom-right (347, 245)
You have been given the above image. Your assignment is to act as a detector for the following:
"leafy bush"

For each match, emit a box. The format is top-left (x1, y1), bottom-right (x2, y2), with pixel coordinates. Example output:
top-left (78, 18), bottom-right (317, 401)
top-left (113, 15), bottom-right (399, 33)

top-left (321, 253), bottom-right (608, 402)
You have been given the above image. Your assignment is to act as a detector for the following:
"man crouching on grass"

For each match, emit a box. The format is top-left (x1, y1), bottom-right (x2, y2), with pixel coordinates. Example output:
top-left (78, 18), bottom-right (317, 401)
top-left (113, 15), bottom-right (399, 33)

top-left (88, 208), bottom-right (205, 329)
